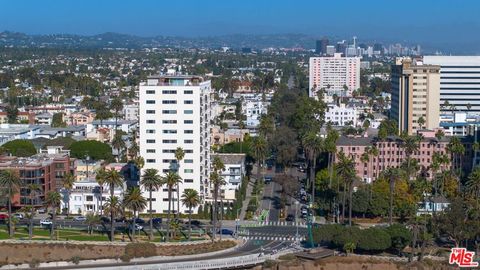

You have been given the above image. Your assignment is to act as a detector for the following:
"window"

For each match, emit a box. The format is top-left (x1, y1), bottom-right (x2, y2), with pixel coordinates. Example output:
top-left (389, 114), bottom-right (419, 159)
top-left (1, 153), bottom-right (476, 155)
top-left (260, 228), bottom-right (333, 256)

top-left (185, 150), bottom-right (193, 153)
top-left (162, 120), bottom-right (177, 124)
top-left (146, 90), bottom-right (155, 94)
top-left (146, 110), bottom-right (155, 114)
top-left (163, 140), bottom-right (177, 143)
top-left (146, 139), bottom-right (155, 143)
top-left (162, 100), bottom-right (177, 104)
top-left (162, 90), bottom-right (177, 94)
top-left (184, 90), bottom-right (193, 94)
top-left (146, 129), bottom-right (155, 134)
top-left (184, 130), bottom-right (193, 134)
top-left (146, 100), bottom-right (156, 104)
top-left (184, 139), bottom-right (193, 144)
top-left (184, 110), bottom-right (193, 114)
top-left (163, 130), bottom-right (177, 134)
top-left (146, 149), bottom-right (156, 153)
top-left (184, 179), bottom-right (194, 183)
top-left (184, 120), bottom-right (193, 124)
top-left (86, 196), bottom-right (93, 202)
top-left (162, 110), bottom-right (177, 114)
top-left (146, 159), bottom-right (156, 163)
top-left (163, 159), bottom-right (176, 163)
top-left (146, 120), bottom-right (155, 124)
top-left (184, 100), bottom-right (193, 104)
top-left (184, 159), bottom-right (193, 163)
top-left (162, 149), bottom-right (175, 153)
top-left (184, 169), bottom-right (193, 173)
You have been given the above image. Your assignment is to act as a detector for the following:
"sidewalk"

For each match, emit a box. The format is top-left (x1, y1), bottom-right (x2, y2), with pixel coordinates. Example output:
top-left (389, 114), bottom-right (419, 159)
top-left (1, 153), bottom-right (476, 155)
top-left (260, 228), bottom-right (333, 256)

top-left (239, 176), bottom-right (256, 220)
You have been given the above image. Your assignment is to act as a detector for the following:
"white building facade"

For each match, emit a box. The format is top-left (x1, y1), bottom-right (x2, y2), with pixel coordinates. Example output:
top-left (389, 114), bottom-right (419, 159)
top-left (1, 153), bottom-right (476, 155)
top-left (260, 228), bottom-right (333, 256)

top-left (325, 104), bottom-right (357, 127)
top-left (309, 53), bottom-right (360, 98)
top-left (139, 74), bottom-right (212, 214)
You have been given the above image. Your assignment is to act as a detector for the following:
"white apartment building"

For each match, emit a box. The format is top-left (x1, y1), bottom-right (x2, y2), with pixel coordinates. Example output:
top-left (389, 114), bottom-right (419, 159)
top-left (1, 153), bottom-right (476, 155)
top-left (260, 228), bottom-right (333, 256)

top-left (242, 100), bottom-right (268, 126)
top-left (212, 153), bottom-right (246, 202)
top-left (309, 53), bottom-right (360, 99)
top-left (123, 103), bottom-right (139, 121)
top-left (424, 56), bottom-right (480, 114)
top-left (139, 74), bottom-right (212, 214)
top-left (325, 103), bottom-right (357, 127)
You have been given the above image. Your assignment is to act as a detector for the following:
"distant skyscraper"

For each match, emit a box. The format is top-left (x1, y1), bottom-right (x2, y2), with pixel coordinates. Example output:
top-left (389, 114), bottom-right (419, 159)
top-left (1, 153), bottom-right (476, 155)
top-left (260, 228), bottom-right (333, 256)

top-left (423, 56), bottom-right (480, 113)
top-left (326, 45), bottom-right (336, 55)
top-left (391, 58), bottom-right (440, 134)
top-left (336, 40), bottom-right (347, 56)
top-left (373, 43), bottom-right (383, 53)
top-left (315, 37), bottom-right (329, 55)
top-left (309, 53), bottom-right (360, 98)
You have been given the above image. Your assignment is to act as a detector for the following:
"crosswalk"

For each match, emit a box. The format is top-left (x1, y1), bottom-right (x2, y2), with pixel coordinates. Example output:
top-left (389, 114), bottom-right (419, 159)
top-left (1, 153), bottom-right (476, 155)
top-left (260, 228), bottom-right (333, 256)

top-left (241, 221), bottom-right (308, 228)
top-left (240, 235), bottom-right (306, 241)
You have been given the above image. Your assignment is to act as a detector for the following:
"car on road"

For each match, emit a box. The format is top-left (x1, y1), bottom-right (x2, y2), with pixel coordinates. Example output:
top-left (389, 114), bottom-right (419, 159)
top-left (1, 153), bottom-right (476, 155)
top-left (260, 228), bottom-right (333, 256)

top-left (129, 224), bottom-right (143, 231)
top-left (190, 220), bottom-right (202, 227)
top-left (286, 214), bottom-right (295, 222)
top-left (133, 218), bottom-right (145, 224)
top-left (37, 208), bottom-right (46, 214)
top-left (0, 214), bottom-right (8, 223)
top-left (263, 176), bottom-right (273, 184)
top-left (218, 229), bottom-right (234, 235)
top-left (115, 217), bottom-right (127, 223)
top-left (100, 216), bottom-right (111, 223)
top-left (13, 213), bottom-right (23, 219)
top-left (40, 219), bottom-right (52, 226)
top-left (73, 216), bottom-right (87, 222)
top-left (151, 218), bottom-right (162, 224)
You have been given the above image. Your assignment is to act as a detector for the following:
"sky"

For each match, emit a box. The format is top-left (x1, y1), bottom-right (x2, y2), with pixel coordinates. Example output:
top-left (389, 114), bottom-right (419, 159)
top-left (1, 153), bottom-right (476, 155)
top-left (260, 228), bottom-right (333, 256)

top-left (0, 0), bottom-right (478, 45)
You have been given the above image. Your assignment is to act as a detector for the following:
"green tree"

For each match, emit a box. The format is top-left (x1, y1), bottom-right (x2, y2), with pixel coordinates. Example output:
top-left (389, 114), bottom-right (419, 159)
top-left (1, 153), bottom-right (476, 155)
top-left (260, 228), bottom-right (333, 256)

top-left (51, 113), bottom-right (66, 127)
top-left (85, 214), bottom-right (101, 235)
top-left (95, 168), bottom-right (107, 215)
top-left (110, 97), bottom-right (123, 130)
top-left (104, 169), bottom-right (124, 241)
top-left (3, 139), bottom-right (36, 157)
top-left (0, 170), bottom-right (20, 237)
top-left (302, 131), bottom-right (323, 203)
top-left (26, 183), bottom-right (40, 239)
top-left (336, 152), bottom-right (355, 225)
top-left (466, 167), bottom-right (480, 202)
top-left (62, 173), bottom-right (75, 216)
top-left (45, 191), bottom-right (62, 240)
top-left (181, 189), bottom-right (200, 240)
top-left (103, 196), bottom-right (122, 238)
top-left (123, 187), bottom-right (147, 241)
top-left (141, 168), bottom-right (163, 240)
top-left (6, 105), bottom-right (18, 123)
top-left (174, 147), bottom-right (185, 219)
top-left (210, 171), bottom-right (226, 240)
top-left (163, 171), bottom-right (182, 242)
top-left (386, 224), bottom-right (412, 255)
top-left (250, 136), bottom-right (267, 179)
top-left (357, 227), bottom-right (392, 252)
top-left (70, 140), bottom-right (113, 161)
top-left (383, 168), bottom-right (402, 225)
top-left (111, 130), bottom-right (126, 162)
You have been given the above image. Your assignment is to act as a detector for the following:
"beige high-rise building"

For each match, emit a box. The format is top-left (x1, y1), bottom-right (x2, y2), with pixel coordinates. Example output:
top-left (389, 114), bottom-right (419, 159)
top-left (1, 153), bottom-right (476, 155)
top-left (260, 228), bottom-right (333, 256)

top-left (391, 58), bottom-right (440, 135)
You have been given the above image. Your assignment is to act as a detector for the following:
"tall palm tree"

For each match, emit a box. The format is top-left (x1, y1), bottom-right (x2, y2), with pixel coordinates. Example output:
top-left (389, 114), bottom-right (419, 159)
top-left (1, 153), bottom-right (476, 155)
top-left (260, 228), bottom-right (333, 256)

top-left (45, 191), bottom-right (62, 240)
top-left (104, 169), bottom-right (124, 241)
top-left (27, 183), bottom-right (40, 240)
top-left (447, 136), bottom-right (465, 184)
top-left (62, 173), bottom-right (75, 216)
top-left (250, 136), bottom-right (267, 179)
top-left (467, 167), bottom-right (480, 203)
top-left (400, 134), bottom-right (420, 180)
top-left (302, 131), bottom-right (323, 204)
top-left (210, 171), bottom-right (226, 240)
top-left (383, 168), bottom-right (401, 225)
top-left (325, 128), bottom-right (339, 188)
top-left (181, 189), bottom-right (200, 240)
top-left (95, 168), bottom-right (107, 215)
top-left (141, 168), bottom-right (162, 240)
top-left (0, 169), bottom-right (20, 237)
top-left (123, 187), bottom-right (147, 241)
top-left (112, 130), bottom-right (126, 162)
top-left (103, 196), bottom-right (122, 239)
top-left (163, 171), bottom-right (182, 242)
top-left (174, 147), bottom-right (185, 219)
top-left (336, 152), bottom-right (355, 225)
top-left (133, 156), bottom-right (145, 170)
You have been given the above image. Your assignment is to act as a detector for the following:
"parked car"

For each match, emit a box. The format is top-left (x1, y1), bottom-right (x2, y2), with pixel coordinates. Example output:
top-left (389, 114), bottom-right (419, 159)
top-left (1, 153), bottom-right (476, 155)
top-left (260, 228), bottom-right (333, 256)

top-left (40, 219), bottom-right (52, 226)
top-left (73, 216), bottom-right (87, 222)
top-left (114, 217), bottom-right (126, 223)
top-left (151, 218), bottom-right (162, 224)
top-left (133, 218), bottom-right (145, 224)
top-left (263, 176), bottom-right (273, 184)
top-left (190, 220), bottom-right (202, 227)
top-left (12, 213), bottom-right (23, 219)
top-left (286, 214), bottom-right (295, 222)
top-left (129, 224), bottom-right (143, 231)
top-left (37, 208), bottom-right (46, 214)
top-left (0, 213), bottom-right (8, 223)
top-left (218, 229), bottom-right (234, 235)
top-left (100, 216), bottom-right (111, 223)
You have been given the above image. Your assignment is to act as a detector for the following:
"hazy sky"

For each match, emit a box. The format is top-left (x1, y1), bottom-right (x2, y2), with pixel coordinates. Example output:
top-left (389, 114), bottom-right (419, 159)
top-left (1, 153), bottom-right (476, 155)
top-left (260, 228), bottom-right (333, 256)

top-left (1, 0), bottom-right (478, 44)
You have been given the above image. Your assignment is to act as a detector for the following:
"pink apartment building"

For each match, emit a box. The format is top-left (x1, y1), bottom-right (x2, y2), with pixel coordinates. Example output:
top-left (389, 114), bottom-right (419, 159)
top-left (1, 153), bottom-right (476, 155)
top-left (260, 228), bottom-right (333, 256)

top-left (335, 130), bottom-right (456, 183)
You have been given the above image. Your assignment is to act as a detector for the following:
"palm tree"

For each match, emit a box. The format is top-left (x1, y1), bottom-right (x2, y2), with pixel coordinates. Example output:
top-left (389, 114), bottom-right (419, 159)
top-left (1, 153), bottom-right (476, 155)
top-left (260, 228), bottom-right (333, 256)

top-left (324, 129), bottom-right (339, 188)
top-left (383, 168), bottom-right (402, 225)
top-left (123, 187), bottom-right (147, 241)
top-left (467, 167), bottom-right (480, 203)
top-left (335, 152), bottom-right (355, 225)
top-left (302, 131), bottom-right (323, 204)
top-left (0, 169), bottom-right (20, 237)
top-left (45, 191), bottom-right (62, 240)
top-left (103, 196), bottom-right (122, 239)
top-left (174, 147), bottom-right (185, 219)
top-left (447, 136), bottom-right (465, 183)
top-left (250, 136), bottom-right (267, 179)
top-left (181, 189), bottom-right (200, 240)
top-left (104, 169), bottom-right (124, 241)
top-left (85, 213), bottom-right (101, 235)
top-left (141, 168), bottom-right (162, 240)
top-left (163, 171), bottom-right (182, 242)
top-left (112, 130), bottom-right (126, 162)
top-left (210, 171), bottom-right (226, 239)
top-left (95, 168), bottom-right (107, 215)
top-left (27, 183), bottom-right (40, 240)
top-left (62, 173), bottom-right (75, 216)
top-left (400, 134), bottom-right (420, 180)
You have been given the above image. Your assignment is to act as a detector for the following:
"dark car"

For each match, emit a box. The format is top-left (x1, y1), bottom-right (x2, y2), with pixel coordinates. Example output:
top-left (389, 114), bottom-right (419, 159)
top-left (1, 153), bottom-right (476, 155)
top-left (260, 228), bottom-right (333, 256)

top-left (133, 218), bottom-right (146, 224)
top-left (190, 220), bottom-right (202, 227)
top-left (0, 213), bottom-right (8, 223)
top-left (151, 218), bottom-right (162, 224)
top-left (114, 217), bottom-right (127, 223)
top-left (100, 216), bottom-right (111, 223)
top-left (219, 229), bottom-right (234, 235)
top-left (286, 214), bottom-right (295, 222)
top-left (263, 176), bottom-right (273, 184)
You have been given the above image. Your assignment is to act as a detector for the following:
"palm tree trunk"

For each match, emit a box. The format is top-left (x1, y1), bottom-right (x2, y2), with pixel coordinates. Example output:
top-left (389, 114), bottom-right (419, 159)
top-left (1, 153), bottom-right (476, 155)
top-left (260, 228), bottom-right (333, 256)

top-left (389, 182), bottom-right (394, 225)
top-left (328, 152), bottom-right (332, 188)
top-left (166, 188), bottom-right (171, 242)
top-left (176, 184), bottom-right (180, 219)
top-left (51, 207), bottom-right (56, 240)
top-left (99, 187), bottom-right (103, 216)
top-left (257, 160), bottom-right (261, 180)
top-left (188, 208), bottom-right (192, 240)
top-left (110, 184), bottom-right (114, 242)
top-left (149, 189), bottom-right (153, 240)
top-left (348, 182), bottom-right (353, 226)
top-left (132, 210), bottom-right (136, 242)
top-left (311, 157), bottom-right (316, 204)
top-left (341, 183), bottom-right (346, 224)
top-left (8, 193), bottom-right (12, 237)
top-left (212, 187), bottom-right (218, 241)
top-left (67, 191), bottom-right (70, 217)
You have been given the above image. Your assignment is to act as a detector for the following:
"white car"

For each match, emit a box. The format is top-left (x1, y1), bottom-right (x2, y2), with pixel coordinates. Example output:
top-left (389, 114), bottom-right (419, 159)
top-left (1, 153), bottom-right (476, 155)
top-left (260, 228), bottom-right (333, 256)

top-left (130, 224), bottom-right (143, 231)
top-left (13, 213), bottom-right (23, 219)
top-left (40, 219), bottom-right (53, 226)
top-left (73, 216), bottom-right (87, 222)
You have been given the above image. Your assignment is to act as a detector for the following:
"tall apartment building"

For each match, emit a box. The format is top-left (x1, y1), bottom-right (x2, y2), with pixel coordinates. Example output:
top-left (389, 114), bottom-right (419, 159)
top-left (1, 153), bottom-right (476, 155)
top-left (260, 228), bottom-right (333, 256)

top-left (315, 37), bottom-right (329, 55)
top-left (309, 53), bottom-right (360, 98)
top-left (423, 56), bottom-right (480, 113)
top-left (391, 58), bottom-right (440, 135)
top-left (139, 74), bottom-right (212, 214)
